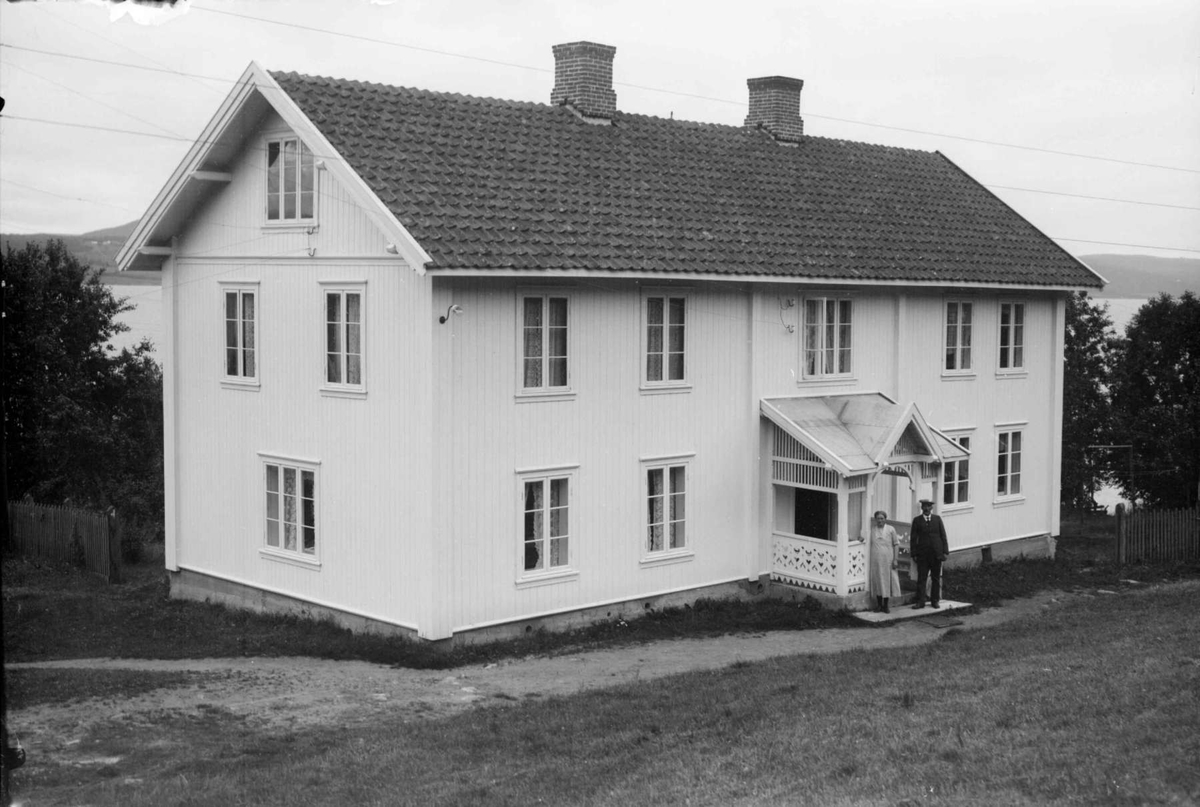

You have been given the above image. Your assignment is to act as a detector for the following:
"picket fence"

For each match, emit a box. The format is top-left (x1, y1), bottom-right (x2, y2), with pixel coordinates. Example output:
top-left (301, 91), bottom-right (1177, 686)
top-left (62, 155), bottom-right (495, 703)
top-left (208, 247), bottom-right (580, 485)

top-left (1115, 503), bottom-right (1200, 563)
top-left (6, 501), bottom-right (122, 582)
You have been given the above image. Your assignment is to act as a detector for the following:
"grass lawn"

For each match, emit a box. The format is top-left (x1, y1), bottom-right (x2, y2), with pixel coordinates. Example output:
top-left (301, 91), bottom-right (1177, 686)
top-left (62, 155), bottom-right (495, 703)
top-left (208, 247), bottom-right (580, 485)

top-left (9, 577), bottom-right (1199, 805)
top-left (5, 511), bottom-right (1200, 805)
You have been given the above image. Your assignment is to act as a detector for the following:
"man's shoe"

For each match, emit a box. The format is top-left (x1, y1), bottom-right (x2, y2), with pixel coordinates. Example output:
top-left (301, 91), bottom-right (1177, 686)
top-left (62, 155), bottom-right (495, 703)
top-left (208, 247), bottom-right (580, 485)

top-left (912, 602), bottom-right (926, 609)
top-left (930, 602), bottom-right (940, 609)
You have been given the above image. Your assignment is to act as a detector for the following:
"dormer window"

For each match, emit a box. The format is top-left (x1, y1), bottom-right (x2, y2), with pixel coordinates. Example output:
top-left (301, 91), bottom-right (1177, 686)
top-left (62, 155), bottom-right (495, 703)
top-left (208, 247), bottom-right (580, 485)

top-left (266, 138), bottom-right (315, 222)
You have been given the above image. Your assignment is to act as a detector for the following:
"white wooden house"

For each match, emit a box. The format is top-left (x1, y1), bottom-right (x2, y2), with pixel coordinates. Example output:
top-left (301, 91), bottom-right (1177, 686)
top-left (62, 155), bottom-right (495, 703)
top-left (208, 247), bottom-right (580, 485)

top-left (117, 42), bottom-right (1104, 643)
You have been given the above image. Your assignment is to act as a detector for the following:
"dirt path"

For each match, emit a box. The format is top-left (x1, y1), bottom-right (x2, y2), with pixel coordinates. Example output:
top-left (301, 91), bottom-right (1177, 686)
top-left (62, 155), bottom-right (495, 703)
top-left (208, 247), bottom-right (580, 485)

top-left (8, 585), bottom-right (1169, 770)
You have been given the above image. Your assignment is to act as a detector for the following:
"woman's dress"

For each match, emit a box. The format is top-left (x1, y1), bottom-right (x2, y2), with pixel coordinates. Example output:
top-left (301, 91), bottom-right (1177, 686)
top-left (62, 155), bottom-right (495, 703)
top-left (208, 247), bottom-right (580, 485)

top-left (868, 525), bottom-right (902, 598)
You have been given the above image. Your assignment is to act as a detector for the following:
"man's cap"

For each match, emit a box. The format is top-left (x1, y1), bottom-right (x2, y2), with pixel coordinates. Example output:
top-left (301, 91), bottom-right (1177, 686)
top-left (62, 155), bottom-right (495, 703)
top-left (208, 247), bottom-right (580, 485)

top-left (919, 499), bottom-right (934, 506)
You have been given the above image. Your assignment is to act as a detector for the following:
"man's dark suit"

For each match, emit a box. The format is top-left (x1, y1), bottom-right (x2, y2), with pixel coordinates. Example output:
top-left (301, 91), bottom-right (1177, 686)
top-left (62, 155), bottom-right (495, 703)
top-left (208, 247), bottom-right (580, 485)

top-left (909, 509), bottom-right (949, 607)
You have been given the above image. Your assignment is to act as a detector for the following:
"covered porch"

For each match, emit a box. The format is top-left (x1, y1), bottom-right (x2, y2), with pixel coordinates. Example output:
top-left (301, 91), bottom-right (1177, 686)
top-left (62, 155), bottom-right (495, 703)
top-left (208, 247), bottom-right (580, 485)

top-left (761, 393), bottom-right (969, 608)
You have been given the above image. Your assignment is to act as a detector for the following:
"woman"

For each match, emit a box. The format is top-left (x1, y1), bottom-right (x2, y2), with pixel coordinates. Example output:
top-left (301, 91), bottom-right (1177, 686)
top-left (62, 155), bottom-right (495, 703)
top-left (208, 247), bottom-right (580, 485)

top-left (868, 510), bottom-right (902, 613)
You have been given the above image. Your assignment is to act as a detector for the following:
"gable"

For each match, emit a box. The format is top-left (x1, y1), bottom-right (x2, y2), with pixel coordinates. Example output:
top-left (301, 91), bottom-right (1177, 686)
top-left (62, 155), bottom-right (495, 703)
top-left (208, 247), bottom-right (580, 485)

top-left (117, 63), bottom-right (430, 274)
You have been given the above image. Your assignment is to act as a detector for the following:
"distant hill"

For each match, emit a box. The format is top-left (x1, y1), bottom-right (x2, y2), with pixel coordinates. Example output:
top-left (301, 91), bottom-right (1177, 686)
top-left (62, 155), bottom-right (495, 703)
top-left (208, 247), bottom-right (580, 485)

top-left (1, 219), bottom-right (139, 277)
top-left (1078, 254), bottom-right (1199, 299)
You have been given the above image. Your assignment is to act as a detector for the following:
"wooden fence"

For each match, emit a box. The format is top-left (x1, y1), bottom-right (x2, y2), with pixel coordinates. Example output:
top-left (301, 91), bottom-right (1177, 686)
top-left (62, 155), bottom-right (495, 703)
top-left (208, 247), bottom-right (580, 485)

top-left (1115, 503), bottom-right (1200, 563)
top-left (6, 501), bottom-right (122, 582)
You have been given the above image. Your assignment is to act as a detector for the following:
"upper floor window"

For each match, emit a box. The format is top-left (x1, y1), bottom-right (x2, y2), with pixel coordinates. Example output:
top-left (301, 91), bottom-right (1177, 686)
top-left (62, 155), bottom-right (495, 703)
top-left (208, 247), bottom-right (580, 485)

top-left (944, 301), bottom-right (973, 373)
top-left (996, 429), bottom-right (1023, 498)
top-left (324, 287), bottom-right (364, 391)
top-left (998, 302), bottom-right (1025, 371)
top-left (803, 297), bottom-right (853, 378)
top-left (263, 457), bottom-right (318, 560)
top-left (522, 473), bottom-right (571, 574)
top-left (942, 434), bottom-right (971, 506)
top-left (266, 138), bottom-right (315, 222)
top-left (521, 294), bottom-right (569, 392)
top-left (222, 284), bottom-right (257, 384)
top-left (645, 294), bottom-right (687, 386)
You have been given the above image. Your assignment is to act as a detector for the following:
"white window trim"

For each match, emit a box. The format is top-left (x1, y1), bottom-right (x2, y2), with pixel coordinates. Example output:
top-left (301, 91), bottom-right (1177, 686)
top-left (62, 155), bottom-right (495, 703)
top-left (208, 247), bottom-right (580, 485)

top-left (515, 290), bottom-right (575, 401)
top-left (993, 424), bottom-right (1027, 505)
top-left (996, 300), bottom-right (1027, 375)
top-left (940, 429), bottom-right (974, 512)
top-left (219, 281), bottom-right (260, 390)
top-left (942, 299), bottom-right (976, 378)
top-left (263, 134), bottom-right (319, 229)
top-left (320, 281), bottom-right (367, 398)
top-left (640, 452), bottom-right (695, 566)
top-left (640, 289), bottom-right (691, 392)
top-left (515, 464), bottom-right (580, 586)
top-left (258, 451), bottom-right (322, 569)
top-left (799, 295), bottom-right (856, 382)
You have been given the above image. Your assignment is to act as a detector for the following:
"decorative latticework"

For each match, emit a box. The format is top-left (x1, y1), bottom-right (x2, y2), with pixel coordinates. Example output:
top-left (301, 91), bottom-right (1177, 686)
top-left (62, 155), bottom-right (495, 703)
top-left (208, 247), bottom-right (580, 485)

top-left (771, 534), bottom-right (837, 592)
top-left (773, 428), bottom-right (823, 463)
top-left (847, 474), bottom-right (868, 491)
top-left (772, 426), bottom-right (839, 491)
top-left (846, 544), bottom-right (867, 593)
top-left (891, 423), bottom-right (931, 459)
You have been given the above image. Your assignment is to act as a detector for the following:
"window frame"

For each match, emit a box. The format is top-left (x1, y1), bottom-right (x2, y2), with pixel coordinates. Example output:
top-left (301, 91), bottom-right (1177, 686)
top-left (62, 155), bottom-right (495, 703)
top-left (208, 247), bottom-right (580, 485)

top-left (941, 431), bottom-right (973, 510)
top-left (800, 295), bottom-right (854, 381)
top-left (641, 290), bottom-right (690, 392)
top-left (320, 282), bottom-right (367, 398)
top-left (516, 291), bottom-right (573, 400)
top-left (943, 300), bottom-right (975, 377)
top-left (264, 135), bottom-right (318, 226)
top-left (259, 452), bottom-right (321, 569)
top-left (995, 426), bottom-right (1026, 504)
top-left (220, 281), bottom-right (260, 390)
top-left (997, 301), bottom-right (1027, 374)
top-left (516, 464), bottom-right (579, 586)
top-left (641, 452), bottom-right (696, 567)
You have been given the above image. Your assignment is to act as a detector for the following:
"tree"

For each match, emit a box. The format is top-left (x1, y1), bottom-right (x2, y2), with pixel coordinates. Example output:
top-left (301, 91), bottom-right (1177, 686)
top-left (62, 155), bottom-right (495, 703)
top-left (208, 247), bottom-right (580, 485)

top-left (1061, 292), bottom-right (1119, 511)
top-left (2, 239), bottom-right (163, 541)
top-left (1109, 291), bottom-right (1200, 508)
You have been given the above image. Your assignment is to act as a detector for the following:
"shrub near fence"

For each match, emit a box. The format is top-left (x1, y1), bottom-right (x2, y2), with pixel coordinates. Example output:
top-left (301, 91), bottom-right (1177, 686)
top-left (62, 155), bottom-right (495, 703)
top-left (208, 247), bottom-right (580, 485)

top-left (1115, 503), bottom-right (1200, 563)
top-left (6, 501), bottom-right (122, 582)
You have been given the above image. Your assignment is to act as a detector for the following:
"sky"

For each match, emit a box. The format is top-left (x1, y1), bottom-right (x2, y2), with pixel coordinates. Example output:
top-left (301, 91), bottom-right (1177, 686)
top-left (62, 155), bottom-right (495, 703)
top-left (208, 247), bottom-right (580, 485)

top-left (1, 0), bottom-right (1198, 260)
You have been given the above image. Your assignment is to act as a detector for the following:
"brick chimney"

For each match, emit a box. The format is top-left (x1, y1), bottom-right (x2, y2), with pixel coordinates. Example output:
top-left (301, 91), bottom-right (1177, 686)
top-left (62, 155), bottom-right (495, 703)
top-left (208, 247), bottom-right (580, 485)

top-left (550, 41), bottom-right (617, 121)
top-left (744, 76), bottom-right (804, 142)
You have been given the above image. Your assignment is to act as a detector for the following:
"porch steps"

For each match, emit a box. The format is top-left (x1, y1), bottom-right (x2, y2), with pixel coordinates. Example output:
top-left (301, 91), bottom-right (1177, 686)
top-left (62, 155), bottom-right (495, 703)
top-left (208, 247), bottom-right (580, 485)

top-left (851, 600), bottom-right (971, 626)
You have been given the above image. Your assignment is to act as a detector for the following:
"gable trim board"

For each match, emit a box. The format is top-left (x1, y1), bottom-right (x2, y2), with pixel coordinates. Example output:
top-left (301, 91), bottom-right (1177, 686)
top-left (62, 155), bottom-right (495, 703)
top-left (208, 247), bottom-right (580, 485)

top-left (117, 62), bottom-right (431, 275)
top-left (130, 43), bottom-right (1094, 644)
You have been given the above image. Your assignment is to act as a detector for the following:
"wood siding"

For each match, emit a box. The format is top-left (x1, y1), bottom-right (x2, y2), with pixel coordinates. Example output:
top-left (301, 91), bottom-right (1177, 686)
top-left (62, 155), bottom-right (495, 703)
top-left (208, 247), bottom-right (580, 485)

top-left (168, 143), bottom-right (435, 633)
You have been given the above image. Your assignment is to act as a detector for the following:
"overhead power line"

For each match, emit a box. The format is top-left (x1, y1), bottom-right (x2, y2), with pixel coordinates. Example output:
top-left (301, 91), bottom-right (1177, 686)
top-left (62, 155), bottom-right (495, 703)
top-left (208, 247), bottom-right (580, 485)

top-left (4, 35), bottom-right (1198, 177)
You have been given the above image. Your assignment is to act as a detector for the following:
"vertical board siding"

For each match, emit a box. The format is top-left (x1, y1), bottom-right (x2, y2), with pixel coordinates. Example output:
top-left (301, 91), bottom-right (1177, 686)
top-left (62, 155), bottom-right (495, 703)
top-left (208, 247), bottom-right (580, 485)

top-left (173, 205), bottom-right (433, 630)
top-left (438, 280), bottom-right (756, 631)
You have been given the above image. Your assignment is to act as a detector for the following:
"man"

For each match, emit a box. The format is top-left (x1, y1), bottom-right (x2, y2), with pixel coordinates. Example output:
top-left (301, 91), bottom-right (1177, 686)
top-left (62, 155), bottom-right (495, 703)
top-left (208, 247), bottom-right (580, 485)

top-left (909, 498), bottom-right (949, 609)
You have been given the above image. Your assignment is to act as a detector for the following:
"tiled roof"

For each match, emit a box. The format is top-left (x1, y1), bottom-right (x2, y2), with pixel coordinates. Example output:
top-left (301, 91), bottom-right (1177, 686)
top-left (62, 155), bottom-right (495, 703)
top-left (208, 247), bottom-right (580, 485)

top-left (272, 71), bottom-right (1101, 287)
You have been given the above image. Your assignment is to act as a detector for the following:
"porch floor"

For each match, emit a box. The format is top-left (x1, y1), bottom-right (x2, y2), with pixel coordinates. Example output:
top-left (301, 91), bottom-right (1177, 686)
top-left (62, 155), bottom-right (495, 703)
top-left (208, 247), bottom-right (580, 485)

top-left (851, 599), bottom-right (972, 625)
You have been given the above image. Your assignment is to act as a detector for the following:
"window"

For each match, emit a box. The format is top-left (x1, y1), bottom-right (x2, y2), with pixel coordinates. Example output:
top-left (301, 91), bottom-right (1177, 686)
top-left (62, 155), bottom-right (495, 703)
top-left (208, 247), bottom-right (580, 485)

top-left (998, 302), bottom-right (1025, 371)
top-left (996, 429), bottom-right (1022, 498)
top-left (944, 301), bottom-right (973, 372)
top-left (324, 288), bottom-right (364, 390)
top-left (522, 474), bottom-right (571, 573)
top-left (223, 286), bottom-right (257, 382)
top-left (266, 137), bottom-right (315, 222)
top-left (264, 458), bottom-right (317, 559)
top-left (521, 295), bottom-right (569, 392)
top-left (942, 434), bottom-right (971, 506)
top-left (645, 294), bottom-right (686, 384)
top-left (802, 297), bottom-right (853, 378)
top-left (646, 462), bottom-right (687, 553)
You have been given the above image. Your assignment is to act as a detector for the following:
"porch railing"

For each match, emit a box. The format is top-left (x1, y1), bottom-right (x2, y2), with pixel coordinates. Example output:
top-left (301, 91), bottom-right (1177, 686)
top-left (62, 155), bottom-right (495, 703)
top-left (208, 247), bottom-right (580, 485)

top-left (771, 532), bottom-right (867, 595)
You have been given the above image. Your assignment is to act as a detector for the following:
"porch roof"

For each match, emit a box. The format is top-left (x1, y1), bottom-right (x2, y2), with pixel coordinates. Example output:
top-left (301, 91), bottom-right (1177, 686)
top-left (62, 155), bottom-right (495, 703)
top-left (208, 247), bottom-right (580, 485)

top-left (761, 393), bottom-right (969, 477)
